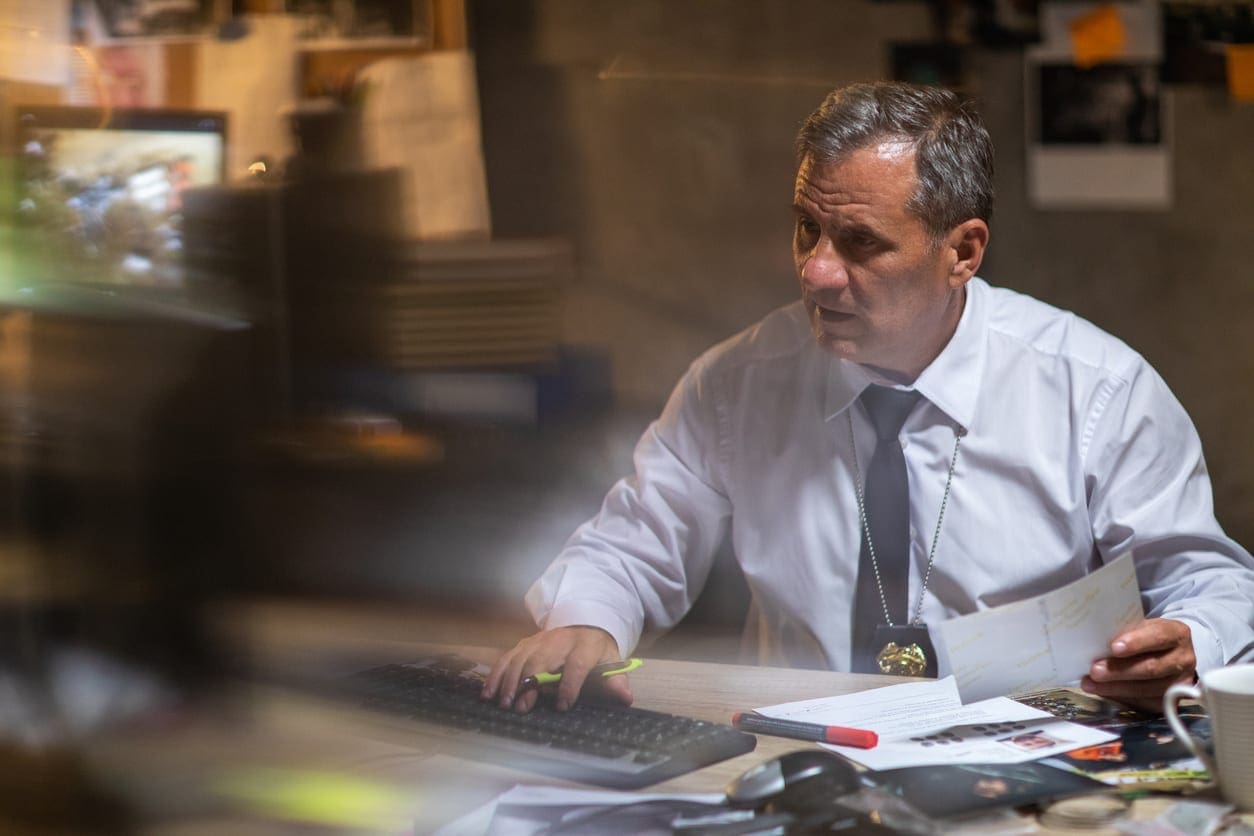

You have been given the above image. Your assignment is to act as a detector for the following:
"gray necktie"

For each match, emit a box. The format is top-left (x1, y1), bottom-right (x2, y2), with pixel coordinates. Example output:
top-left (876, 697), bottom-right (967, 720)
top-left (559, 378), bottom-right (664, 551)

top-left (850, 385), bottom-right (920, 674)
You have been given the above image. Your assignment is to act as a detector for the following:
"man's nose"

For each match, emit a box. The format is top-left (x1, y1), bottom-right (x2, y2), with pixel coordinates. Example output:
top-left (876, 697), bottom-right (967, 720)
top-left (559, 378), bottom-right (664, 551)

top-left (799, 238), bottom-right (848, 290)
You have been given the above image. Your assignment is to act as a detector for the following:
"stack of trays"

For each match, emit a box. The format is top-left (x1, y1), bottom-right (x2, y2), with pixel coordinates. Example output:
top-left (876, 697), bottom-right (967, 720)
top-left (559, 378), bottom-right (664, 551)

top-left (372, 238), bottom-right (572, 370)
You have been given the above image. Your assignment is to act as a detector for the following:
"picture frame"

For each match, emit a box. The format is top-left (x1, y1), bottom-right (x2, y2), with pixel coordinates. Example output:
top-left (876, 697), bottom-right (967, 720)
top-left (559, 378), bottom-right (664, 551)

top-left (285, 0), bottom-right (431, 44)
top-left (84, 0), bottom-right (225, 41)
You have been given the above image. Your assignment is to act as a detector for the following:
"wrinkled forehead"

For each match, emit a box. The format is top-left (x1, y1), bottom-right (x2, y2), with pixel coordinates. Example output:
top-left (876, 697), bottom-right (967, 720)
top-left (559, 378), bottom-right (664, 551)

top-left (793, 141), bottom-right (921, 196)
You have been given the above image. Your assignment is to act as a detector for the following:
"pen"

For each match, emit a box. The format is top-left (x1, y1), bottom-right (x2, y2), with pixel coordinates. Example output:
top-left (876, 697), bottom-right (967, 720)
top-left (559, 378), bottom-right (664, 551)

top-left (731, 712), bottom-right (878, 749)
top-left (521, 657), bottom-right (643, 689)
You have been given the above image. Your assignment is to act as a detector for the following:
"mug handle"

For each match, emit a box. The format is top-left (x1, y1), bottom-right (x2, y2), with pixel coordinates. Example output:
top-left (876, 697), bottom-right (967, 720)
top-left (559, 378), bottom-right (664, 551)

top-left (1163, 682), bottom-right (1216, 777)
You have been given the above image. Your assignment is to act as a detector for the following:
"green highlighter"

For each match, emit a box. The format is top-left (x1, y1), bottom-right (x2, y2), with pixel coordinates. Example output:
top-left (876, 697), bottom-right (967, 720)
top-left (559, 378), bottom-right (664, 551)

top-left (521, 657), bottom-right (642, 689)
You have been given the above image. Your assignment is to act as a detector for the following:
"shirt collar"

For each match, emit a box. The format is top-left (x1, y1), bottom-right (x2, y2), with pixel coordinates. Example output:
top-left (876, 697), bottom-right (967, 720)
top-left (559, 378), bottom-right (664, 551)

top-left (823, 277), bottom-right (988, 431)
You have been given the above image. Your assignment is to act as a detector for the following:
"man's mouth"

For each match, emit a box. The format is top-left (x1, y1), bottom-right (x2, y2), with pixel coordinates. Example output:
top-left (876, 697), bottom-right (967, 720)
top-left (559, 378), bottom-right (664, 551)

top-left (812, 302), bottom-right (854, 322)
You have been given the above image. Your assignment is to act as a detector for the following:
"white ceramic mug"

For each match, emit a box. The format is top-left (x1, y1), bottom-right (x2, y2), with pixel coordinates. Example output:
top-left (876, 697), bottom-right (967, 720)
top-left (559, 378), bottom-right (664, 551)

top-left (1164, 664), bottom-right (1254, 810)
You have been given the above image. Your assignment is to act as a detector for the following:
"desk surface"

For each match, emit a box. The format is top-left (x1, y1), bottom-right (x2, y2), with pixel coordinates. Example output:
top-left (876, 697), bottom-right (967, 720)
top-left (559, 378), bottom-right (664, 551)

top-left (77, 601), bottom-right (1190, 834)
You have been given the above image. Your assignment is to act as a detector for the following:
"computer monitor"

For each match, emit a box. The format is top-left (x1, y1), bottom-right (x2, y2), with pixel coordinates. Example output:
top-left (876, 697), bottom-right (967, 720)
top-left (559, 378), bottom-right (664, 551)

top-left (13, 105), bottom-right (228, 290)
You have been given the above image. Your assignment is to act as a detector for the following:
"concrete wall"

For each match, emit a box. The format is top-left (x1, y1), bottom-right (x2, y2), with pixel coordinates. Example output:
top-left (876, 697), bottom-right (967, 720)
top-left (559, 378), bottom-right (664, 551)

top-left (470, 0), bottom-right (1254, 546)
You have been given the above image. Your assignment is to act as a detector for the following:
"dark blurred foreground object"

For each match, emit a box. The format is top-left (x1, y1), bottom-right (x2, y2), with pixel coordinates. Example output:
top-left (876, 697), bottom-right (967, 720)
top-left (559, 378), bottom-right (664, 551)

top-left (3, 286), bottom-right (254, 680)
top-left (0, 743), bottom-right (132, 834)
top-left (181, 98), bottom-right (407, 421)
top-left (0, 285), bottom-right (257, 828)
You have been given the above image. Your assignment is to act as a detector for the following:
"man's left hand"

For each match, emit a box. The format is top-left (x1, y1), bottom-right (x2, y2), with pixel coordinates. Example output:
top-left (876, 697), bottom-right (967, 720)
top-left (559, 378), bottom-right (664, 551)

top-left (1081, 618), bottom-right (1196, 712)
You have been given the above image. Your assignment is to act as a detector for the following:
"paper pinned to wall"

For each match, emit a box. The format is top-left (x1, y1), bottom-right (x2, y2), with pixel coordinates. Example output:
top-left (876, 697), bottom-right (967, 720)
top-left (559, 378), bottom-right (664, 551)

top-left (1035, 0), bottom-right (1159, 62)
top-left (1026, 1), bottom-right (1170, 210)
top-left (68, 43), bottom-right (168, 107)
top-left (1227, 43), bottom-right (1254, 102)
top-left (195, 15), bottom-right (302, 180)
top-left (0, 0), bottom-right (70, 86)
top-left (1069, 4), bottom-right (1127, 68)
top-left (356, 51), bottom-right (491, 241)
top-left (933, 552), bottom-right (1144, 703)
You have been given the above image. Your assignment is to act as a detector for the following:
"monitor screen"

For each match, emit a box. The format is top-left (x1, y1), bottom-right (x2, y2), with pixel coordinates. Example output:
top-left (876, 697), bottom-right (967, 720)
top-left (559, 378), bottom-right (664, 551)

top-left (14, 105), bottom-right (227, 290)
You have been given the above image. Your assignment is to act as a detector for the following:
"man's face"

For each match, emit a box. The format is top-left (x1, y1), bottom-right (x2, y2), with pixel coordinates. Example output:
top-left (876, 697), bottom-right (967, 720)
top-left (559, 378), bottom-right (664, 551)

top-left (972, 778), bottom-right (1010, 799)
top-left (792, 144), bottom-right (967, 380)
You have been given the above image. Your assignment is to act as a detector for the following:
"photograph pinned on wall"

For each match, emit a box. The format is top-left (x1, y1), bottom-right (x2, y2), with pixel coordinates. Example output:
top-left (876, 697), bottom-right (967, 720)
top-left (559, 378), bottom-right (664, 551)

top-left (68, 42), bottom-right (168, 107)
top-left (1025, 1), bottom-right (1171, 209)
top-left (970, 0), bottom-right (1043, 47)
top-left (888, 0), bottom-right (1040, 46)
top-left (1037, 62), bottom-right (1162, 145)
top-left (1161, 1), bottom-right (1254, 86)
top-left (84, 0), bottom-right (223, 40)
top-left (890, 41), bottom-right (967, 89)
top-left (285, 0), bottom-right (431, 44)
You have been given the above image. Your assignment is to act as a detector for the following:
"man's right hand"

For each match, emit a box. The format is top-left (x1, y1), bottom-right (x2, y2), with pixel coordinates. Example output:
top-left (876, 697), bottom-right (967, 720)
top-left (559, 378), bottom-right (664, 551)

top-left (482, 625), bottom-right (632, 713)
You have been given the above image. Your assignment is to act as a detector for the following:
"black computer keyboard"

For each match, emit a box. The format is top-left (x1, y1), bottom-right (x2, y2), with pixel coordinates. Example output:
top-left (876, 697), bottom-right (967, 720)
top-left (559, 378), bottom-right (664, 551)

top-left (345, 655), bottom-right (757, 789)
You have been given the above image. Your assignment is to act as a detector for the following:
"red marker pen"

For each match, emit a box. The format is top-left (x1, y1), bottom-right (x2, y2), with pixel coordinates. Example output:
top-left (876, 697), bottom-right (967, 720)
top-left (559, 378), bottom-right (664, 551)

top-left (731, 712), bottom-right (878, 748)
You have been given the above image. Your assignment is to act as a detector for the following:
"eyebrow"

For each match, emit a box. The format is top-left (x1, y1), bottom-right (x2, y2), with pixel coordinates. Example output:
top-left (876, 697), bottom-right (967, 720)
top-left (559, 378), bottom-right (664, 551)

top-left (791, 210), bottom-right (884, 238)
top-left (840, 221), bottom-right (882, 237)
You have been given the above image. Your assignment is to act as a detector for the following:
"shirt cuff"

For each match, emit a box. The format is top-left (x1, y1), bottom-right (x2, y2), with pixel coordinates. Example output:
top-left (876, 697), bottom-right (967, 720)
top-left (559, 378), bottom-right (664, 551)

top-left (532, 598), bottom-right (639, 660)
top-left (1173, 616), bottom-right (1225, 675)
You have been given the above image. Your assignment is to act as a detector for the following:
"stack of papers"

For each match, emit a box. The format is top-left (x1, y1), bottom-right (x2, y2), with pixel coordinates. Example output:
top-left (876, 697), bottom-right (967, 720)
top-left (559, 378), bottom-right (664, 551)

top-left (756, 676), bottom-right (1119, 770)
top-left (752, 555), bottom-right (1143, 769)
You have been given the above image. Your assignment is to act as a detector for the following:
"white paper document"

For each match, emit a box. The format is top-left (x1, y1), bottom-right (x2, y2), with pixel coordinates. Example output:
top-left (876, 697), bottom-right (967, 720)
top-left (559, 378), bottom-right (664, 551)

top-left (756, 677), bottom-right (1117, 771)
top-left (933, 552), bottom-right (1144, 702)
top-left (357, 51), bottom-right (493, 240)
top-left (0, 0), bottom-right (70, 86)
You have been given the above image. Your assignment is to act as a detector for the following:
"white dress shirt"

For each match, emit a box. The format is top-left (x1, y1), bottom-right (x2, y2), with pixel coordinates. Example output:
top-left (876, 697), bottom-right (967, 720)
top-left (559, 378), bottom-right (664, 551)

top-left (527, 278), bottom-right (1254, 673)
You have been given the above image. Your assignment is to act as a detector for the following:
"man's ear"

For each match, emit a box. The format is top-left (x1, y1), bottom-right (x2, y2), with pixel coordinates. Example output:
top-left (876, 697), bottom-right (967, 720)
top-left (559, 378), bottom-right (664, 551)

top-left (946, 219), bottom-right (989, 288)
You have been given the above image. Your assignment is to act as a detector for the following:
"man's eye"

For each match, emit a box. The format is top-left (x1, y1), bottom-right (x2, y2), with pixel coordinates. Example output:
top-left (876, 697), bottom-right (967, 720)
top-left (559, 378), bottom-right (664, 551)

top-left (843, 231), bottom-right (882, 253)
top-left (795, 218), bottom-right (820, 244)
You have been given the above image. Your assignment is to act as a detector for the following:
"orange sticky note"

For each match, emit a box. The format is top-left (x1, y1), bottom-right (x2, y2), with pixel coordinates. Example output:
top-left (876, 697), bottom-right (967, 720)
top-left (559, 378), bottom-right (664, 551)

top-left (1226, 43), bottom-right (1254, 102)
top-left (1069, 4), bottom-right (1126, 68)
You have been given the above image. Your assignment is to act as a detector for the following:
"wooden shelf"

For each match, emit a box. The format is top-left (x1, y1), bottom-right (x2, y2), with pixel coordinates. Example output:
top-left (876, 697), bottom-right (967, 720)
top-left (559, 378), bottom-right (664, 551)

top-left (297, 36), bottom-right (430, 51)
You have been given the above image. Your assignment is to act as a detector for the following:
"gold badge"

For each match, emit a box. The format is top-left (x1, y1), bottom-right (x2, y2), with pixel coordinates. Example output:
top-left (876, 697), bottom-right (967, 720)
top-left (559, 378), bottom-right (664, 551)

top-left (876, 641), bottom-right (927, 676)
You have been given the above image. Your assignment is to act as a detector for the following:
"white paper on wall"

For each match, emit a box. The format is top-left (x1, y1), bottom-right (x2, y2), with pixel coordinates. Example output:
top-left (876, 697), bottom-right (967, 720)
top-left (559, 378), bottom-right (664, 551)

top-left (356, 50), bottom-right (491, 240)
top-left (0, 0), bottom-right (70, 86)
top-left (1026, 1), bottom-right (1171, 210)
top-left (194, 15), bottom-right (301, 181)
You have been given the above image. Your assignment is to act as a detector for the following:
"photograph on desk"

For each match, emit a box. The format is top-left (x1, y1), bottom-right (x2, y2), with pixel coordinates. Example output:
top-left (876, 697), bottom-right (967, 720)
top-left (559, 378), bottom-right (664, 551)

top-left (868, 761), bottom-right (1108, 820)
top-left (1015, 686), bottom-right (1149, 728)
top-left (1019, 687), bottom-right (1213, 790)
top-left (1042, 703), bottom-right (1212, 791)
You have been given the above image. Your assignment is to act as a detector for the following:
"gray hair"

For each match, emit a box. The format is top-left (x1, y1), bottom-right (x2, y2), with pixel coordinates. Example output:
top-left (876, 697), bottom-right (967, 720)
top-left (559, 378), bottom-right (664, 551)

top-left (796, 82), bottom-right (994, 243)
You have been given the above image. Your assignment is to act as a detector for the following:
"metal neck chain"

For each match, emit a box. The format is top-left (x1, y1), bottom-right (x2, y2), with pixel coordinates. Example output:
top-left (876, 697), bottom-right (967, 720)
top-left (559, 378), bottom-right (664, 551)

top-left (847, 409), bottom-right (963, 627)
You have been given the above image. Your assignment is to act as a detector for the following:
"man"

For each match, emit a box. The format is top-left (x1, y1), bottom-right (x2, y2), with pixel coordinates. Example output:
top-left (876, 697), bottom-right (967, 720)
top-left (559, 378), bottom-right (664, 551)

top-left (483, 82), bottom-right (1254, 714)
